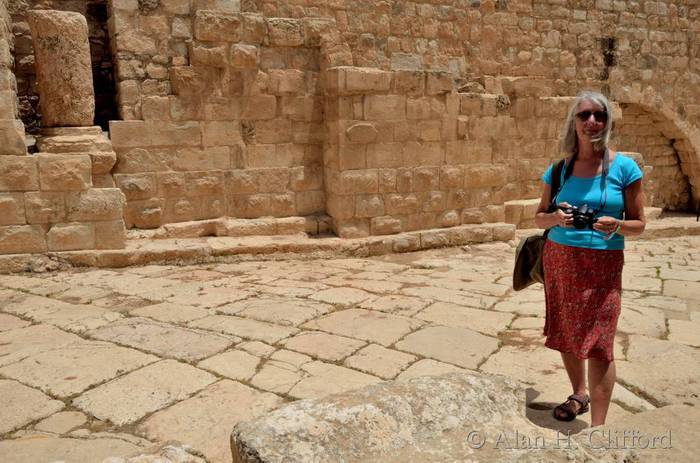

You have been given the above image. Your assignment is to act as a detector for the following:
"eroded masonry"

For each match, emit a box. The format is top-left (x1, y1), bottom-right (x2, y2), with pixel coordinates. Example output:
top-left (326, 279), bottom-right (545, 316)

top-left (0, 0), bottom-right (698, 255)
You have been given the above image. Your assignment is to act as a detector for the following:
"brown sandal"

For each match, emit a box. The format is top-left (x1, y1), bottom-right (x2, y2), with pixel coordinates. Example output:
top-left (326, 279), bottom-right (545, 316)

top-left (553, 393), bottom-right (590, 421)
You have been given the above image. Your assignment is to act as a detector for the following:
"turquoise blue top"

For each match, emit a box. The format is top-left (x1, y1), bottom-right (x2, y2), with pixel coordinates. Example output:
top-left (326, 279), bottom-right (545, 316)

top-left (542, 153), bottom-right (643, 250)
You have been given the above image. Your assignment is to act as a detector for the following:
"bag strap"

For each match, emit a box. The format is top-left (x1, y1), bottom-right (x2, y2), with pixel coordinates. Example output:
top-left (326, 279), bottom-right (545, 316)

top-left (549, 159), bottom-right (566, 208)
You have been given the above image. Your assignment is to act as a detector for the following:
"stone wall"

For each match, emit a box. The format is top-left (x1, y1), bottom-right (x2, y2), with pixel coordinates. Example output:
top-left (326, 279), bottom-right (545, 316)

top-left (108, 7), bottom-right (330, 229)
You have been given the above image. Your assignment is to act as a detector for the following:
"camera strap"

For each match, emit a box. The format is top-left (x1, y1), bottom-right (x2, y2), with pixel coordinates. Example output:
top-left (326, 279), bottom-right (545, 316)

top-left (559, 149), bottom-right (610, 215)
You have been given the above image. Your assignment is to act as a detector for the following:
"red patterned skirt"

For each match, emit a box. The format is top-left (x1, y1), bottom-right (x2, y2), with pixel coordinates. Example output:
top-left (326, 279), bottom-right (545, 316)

top-left (542, 240), bottom-right (624, 361)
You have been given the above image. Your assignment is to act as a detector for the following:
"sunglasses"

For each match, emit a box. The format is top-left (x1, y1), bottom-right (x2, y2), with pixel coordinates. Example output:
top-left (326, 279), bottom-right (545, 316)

top-left (576, 110), bottom-right (608, 122)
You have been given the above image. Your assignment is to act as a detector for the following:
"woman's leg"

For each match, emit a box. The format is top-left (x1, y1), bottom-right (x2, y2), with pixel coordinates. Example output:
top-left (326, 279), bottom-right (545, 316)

top-left (587, 358), bottom-right (616, 426)
top-left (561, 352), bottom-right (587, 396)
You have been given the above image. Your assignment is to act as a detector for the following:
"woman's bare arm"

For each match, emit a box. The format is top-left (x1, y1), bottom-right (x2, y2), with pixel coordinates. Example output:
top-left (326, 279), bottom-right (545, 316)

top-left (535, 183), bottom-right (572, 229)
top-left (619, 179), bottom-right (646, 236)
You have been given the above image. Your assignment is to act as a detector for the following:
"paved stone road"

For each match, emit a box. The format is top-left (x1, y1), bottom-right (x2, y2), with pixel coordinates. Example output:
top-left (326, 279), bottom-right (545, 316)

top-left (1, 236), bottom-right (699, 462)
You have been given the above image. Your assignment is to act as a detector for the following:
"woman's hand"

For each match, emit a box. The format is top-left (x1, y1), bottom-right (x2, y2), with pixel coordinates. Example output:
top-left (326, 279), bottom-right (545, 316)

top-left (593, 216), bottom-right (620, 235)
top-left (554, 202), bottom-right (573, 228)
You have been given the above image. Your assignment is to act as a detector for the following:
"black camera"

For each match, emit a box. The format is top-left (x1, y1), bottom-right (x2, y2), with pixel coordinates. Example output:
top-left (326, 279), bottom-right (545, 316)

top-left (559, 204), bottom-right (598, 229)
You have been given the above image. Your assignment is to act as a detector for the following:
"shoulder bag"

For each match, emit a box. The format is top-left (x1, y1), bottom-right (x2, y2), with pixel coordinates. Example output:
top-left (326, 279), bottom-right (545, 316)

top-left (512, 159), bottom-right (565, 291)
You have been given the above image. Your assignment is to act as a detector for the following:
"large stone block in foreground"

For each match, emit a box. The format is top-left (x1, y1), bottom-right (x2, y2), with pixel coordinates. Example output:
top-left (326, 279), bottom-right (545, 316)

top-left (230, 372), bottom-right (621, 463)
top-left (27, 10), bottom-right (94, 127)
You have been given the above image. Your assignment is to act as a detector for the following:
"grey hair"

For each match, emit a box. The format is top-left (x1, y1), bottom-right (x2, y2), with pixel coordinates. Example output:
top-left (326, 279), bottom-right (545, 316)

top-left (560, 90), bottom-right (613, 155)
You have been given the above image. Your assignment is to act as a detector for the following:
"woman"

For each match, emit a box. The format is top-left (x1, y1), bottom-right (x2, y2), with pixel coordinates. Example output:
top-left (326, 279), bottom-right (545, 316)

top-left (534, 90), bottom-right (646, 426)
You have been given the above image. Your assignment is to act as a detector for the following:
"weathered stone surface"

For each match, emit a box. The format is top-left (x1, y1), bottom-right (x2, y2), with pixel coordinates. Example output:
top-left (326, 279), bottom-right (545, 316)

top-left (0, 224), bottom-right (47, 254)
top-left (222, 296), bottom-right (332, 326)
top-left (28, 10), bottom-right (94, 126)
top-left (231, 373), bottom-right (606, 463)
top-left (0, 324), bottom-right (81, 365)
top-left (0, 156), bottom-right (39, 191)
top-left (0, 434), bottom-right (144, 463)
top-left (197, 349), bottom-right (261, 381)
top-left (34, 411), bottom-right (88, 434)
top-left (138, 380), bottom-right (284, 463)
top-left (302, 308), bottom-right (422, 346)
top-left (395, 325), bottom-right (498, 369)
top-left (344, 343), bottom-right (417, 379)
top-left (0, 340), bottom-right (158, 398)
top-left (288, 361), bottom-right (381, 399)
top-left (3, 294), bottom-right (121, 333)
top-left (283, 331), bottom-right (366, 361)
top-left (87, 318), bottom-right (234, 361)
top-left (617, 335), bottom-right (700, 406)
top-left (47, 223), bottom-right (95, 251)
top-left (0, 379), bottom-right (64, 434)
top-left (667, 319), bottom-right (700, 347)
top-left (0, 120), bottom-right (27, 155)
top-left (415, 302), bottom-right (514, 337)
top-left (190, 315), bottom-right (298, 343)
top-left (72, 360), bottom-right (216, 425)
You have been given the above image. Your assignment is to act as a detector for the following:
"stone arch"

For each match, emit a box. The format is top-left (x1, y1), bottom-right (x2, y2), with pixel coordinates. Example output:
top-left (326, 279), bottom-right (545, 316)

top-left (611, 85), bottom-right (700, 209)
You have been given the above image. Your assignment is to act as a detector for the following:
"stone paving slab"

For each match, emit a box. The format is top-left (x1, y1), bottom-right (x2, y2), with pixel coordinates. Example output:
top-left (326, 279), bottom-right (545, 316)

top-left (3, 294), bottom-right (122, 333)
top-left (34, 411), bottom-right (88, 435)
top-left (0, 324), bottom-right (83, 367)
top-left (302, 308), bottom-right (423, 346)
top-left (344, 343), bottom-right (417, 379)
top-left (221, 296), bottom-right (332, 326)
top-left (0, 380), bottom-right (64, 434)
top-left (87, 318), bottom-right (236, 362)
top-left (137, 380), bottom-right (284, 463)
top-left (395, 325), bottom-right (499, 369)
top-left (414, 301), bottom-right (514, 337)
top-left (282, 331), bottom-right (366, 361)
top-left (197, 349), bottom-right (261, 382)
top-left (189, 315), bottom-right (299, 343)
top-left (0, 434), bottom-right (145, 463)
top-left (0, 313), bottom-right (31, 331)
top-left (0, 340), bottom-right (158, 398)
top-left (72, 360), bottom-right (217, 425)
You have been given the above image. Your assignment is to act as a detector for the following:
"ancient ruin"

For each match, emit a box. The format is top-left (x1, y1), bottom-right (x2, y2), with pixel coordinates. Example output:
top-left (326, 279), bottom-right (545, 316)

top-left (0, 0), bottom-right (697, 258)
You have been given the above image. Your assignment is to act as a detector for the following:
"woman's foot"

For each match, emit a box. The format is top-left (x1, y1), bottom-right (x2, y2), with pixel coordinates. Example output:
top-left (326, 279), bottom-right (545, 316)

top-left (553, 393), bottom-right (590, 421)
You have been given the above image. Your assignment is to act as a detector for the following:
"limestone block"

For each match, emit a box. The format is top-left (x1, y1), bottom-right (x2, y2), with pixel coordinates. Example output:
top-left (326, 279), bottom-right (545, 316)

top-left (27, 10), bottom-right (94, 127)
top-left (332, 170), bottom-right (379, 195)
top-left (95, 220), bottom-right (126, 249)
top-left (201, 121), bottom-right (243, 147)
top-left (0, 156), bottom-right (38, 191)
top-left (344, 68), bottom-right (392, 94)
top-left (229, 194), bottom-right (269, 218)
top-left (0, 91), bottom-right (17, 120)
top-left (241, 95), bottom-right (277, 120)
top-left (355, 194), bottom-right (384, 218)
top-left (464, 165), bottom-right (507, 188)
top-left (413, 167), bottom-right (439, 191)
top-left (185, 171), bottom-right (225, 197)
top-left (326, 194), bottom-right (354, 220)
top-left (190, 44), bottom-right (228, 68)
top-left (426, 71), bottom-right (453, 95)
top-left (385, 193), bottom-right (419, 215)
top-left (296, 191), bottom-right (324, 215)
top-left (393, 70), bottom-right (425, 95)
top-left (170, 66), bottom-right (219, 97)
top-left (171, 16), bottom-right (192, 38)
top-left (0, 193), bottom-right (25, 225)
top-left (439, 166), bottom-right (463, 189)
top-left (371, 216), bottom-right (402, 235)
top-left (378, 169), bottom-right (397, 193)
top-left (461, 208), bottom-right (485, 224)
top-left (267, 18), bottom-right (303, 46)
top-left (141, 96), bottom-right (171, 121)
top-left (163, 197), bottom-right (198, 223)
top-left (66, 188), bottom-right (125, 222)
top-left (404, 141), bottom-right (443, 166)
top-left (439, 210), bottom-right (460, 227)
top-left (407, 212), bottom-right (437, 231)
top-left (0, 120), bottom-right (26, 156)
top-left (109, 121), bottom-right (151, 148)
top-left (231, 44), bottom-right (259, 68)
top-left (124, 199), bottom-right (163, 229)
top-left (114, 173), bottom-right (156, 201)
top-left (24, 192), bottom-right (66, 223)
top-left (47, 223), bottom-right (95, 251)
top-left (194, 10), bottom-right (241, 42)
top-left (254, 119), bottom-right (293, 144)
top-left (345, 122), bottom-right (378, 144)
top-left (364, 95), bottom-right (406, 121)
top-left (268, 69), bottom-right (306, 94)
top-left (149, 121), bottom-right (201, 147)
top-left (334, 218), bottom-right (369, 238)
top-left (0, 225), bottom-right (47, 254)
top-left (38, 154), bottom-right (92, 191)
